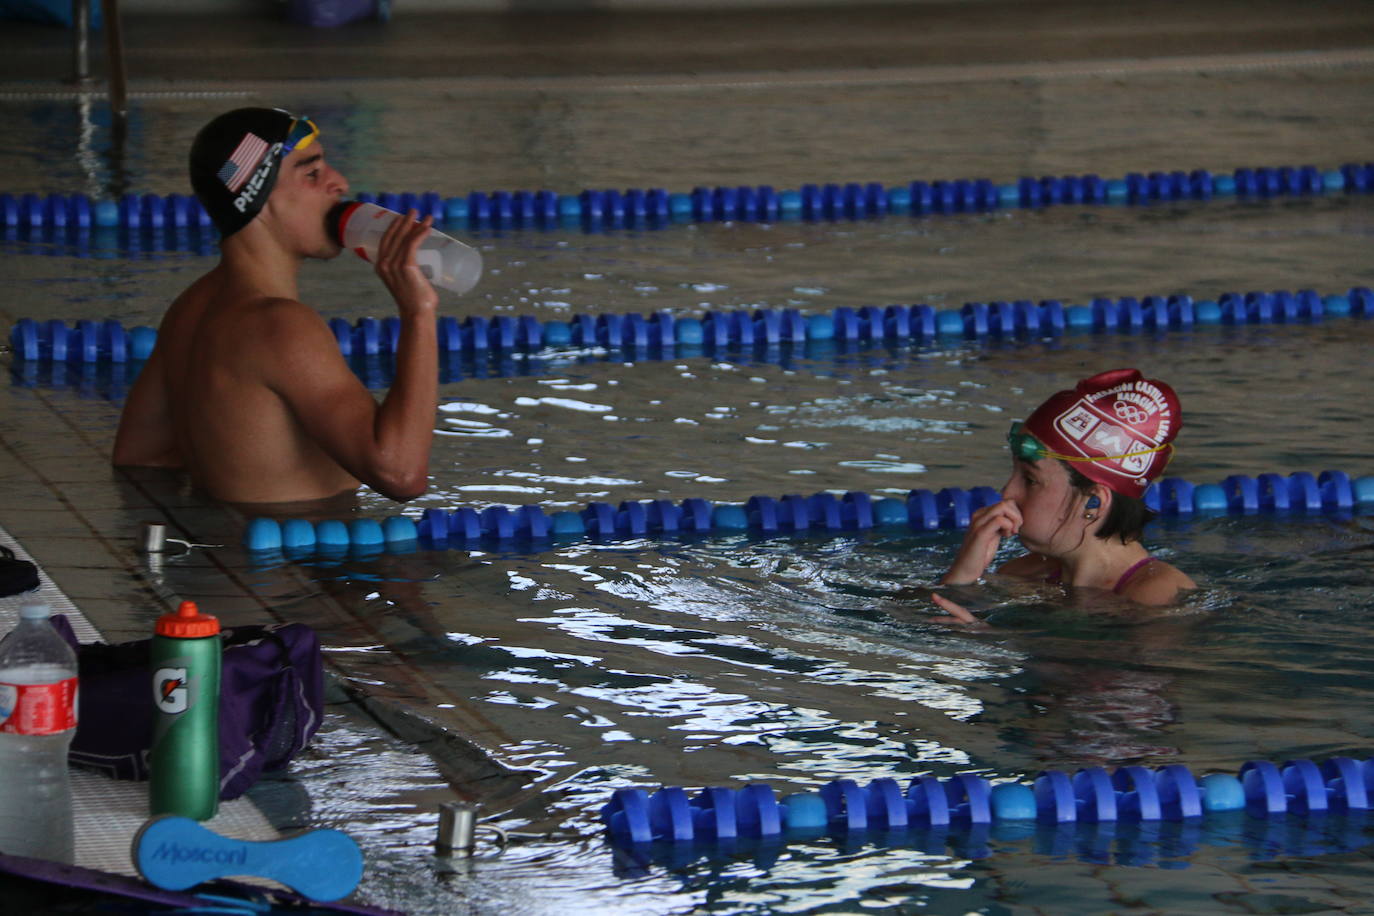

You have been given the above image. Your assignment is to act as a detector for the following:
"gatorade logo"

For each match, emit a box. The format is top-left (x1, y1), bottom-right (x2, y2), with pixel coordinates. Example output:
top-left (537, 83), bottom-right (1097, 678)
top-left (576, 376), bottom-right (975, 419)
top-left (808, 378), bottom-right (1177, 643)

top-left (154, 667), bottom-right (190, 714)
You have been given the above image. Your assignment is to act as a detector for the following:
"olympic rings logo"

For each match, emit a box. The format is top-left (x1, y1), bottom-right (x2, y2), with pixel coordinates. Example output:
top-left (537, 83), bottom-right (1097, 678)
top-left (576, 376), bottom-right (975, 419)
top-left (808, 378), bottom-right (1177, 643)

top-left (1113, 401), bottom-right (1150, 425)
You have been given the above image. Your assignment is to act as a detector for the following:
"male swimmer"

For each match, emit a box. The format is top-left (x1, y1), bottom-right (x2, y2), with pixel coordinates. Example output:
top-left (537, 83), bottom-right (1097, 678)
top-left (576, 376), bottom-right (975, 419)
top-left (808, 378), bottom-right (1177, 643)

top-left (933, 368), bottom-right (1195, 624)
top-left (113, 108), bottom-right (441, 506)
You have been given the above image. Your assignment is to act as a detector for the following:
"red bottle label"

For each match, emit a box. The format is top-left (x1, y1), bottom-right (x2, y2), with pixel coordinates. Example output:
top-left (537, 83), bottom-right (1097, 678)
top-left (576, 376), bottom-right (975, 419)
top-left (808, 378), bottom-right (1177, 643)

top-left (0, 678), bottom-right (78, 735)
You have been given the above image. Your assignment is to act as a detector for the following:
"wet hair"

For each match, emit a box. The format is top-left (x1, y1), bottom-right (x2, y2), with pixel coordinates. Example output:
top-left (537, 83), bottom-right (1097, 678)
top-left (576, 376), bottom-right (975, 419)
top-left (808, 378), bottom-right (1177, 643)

top-left (1064, 463), bottom-right (1155, 544)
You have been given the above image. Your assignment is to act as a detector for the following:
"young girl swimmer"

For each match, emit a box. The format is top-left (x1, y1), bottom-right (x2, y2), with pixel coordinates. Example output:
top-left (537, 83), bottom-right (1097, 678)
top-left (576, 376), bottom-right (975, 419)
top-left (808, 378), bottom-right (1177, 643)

top-left (933, 368), bottom-right (1195, 624)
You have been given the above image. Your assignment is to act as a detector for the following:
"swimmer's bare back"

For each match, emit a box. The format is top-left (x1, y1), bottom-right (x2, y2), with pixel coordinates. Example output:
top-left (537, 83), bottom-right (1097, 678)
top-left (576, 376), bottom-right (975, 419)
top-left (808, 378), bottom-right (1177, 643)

top-left (117, 269), bottom-right (359, 502)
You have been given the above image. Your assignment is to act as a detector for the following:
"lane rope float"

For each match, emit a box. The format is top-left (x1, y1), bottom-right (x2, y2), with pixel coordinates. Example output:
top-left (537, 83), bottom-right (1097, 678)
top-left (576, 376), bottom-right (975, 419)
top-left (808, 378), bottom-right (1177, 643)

top-left (241, 469), bottom-right (1372, 556)
top-left (11, 286), bottom-right (1373, 366)
top-left (3, 160), bottom-right (1372, 235)
top-left (599, 754), bottom-right (1374, 869)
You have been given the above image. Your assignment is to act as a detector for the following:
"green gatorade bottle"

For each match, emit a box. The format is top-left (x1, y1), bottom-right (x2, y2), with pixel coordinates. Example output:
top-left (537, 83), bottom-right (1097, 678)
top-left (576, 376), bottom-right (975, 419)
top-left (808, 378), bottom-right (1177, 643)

top-left (149, 600), bottom-right (221, 820)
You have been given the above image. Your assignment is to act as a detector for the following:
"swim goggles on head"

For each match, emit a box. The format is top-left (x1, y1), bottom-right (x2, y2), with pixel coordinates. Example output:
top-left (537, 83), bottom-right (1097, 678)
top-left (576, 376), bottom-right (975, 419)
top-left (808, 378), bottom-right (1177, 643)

top-left (1007, 421), bottom-right (1173, 465)
top-left (280, 116), bottom-right (319, 157)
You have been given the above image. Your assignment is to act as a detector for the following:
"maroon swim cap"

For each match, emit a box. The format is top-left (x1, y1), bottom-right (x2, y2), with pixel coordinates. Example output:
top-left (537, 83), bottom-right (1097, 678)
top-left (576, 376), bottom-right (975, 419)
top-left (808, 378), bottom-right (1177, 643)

top-left (1021, 368), bottom-right (1181, 499)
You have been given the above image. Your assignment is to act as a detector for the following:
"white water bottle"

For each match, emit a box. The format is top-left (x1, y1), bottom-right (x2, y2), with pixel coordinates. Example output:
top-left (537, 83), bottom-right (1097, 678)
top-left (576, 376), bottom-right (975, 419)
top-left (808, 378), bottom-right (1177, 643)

top-left (0, 601), bottom-right (78, 863)
top-left (327, 201), bottom-right (483, 296)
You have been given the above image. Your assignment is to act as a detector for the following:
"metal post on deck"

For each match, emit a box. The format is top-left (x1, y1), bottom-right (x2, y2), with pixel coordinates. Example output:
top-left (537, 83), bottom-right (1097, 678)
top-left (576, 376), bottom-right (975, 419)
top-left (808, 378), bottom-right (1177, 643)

top-left (100, 0), bottom-right (128, 125)
top-left (70, 0), bottom-right (91, 85)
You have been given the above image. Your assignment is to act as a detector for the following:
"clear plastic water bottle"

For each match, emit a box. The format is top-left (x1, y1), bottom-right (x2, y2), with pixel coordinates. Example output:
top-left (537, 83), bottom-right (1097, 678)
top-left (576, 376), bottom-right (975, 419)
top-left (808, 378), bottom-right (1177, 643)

top-left (0, 601), bottom-right (78, 863)
top-left (326, 201), bottom-right (483, 296)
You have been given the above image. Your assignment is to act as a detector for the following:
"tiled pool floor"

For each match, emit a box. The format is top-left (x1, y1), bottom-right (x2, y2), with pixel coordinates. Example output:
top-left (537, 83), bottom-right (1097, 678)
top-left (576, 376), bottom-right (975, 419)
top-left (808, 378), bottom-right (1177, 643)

top-left (0, 372), bottom-right (534, 788)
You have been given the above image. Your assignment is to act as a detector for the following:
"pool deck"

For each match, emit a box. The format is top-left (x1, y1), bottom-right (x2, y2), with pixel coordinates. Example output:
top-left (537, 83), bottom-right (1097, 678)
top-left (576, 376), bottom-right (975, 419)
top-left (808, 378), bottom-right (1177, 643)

top-left (2, 0), bottom-right (1374, 89)
top-left (0, 375), bottom-right (537, 790)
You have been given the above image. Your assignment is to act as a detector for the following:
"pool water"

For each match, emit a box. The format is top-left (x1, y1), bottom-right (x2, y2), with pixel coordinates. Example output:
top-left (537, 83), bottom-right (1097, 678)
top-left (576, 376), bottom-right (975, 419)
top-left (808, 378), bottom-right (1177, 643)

top-left (4, 49), bottom-right (1374, 916)
top-left (259, 511), bottom-right (1374, 915)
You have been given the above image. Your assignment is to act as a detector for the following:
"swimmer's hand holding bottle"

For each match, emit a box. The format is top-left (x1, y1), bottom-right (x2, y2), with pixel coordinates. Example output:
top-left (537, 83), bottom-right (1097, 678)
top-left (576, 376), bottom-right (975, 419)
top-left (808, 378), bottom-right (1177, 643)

top-left (326, 201), bottom-right (482, 296)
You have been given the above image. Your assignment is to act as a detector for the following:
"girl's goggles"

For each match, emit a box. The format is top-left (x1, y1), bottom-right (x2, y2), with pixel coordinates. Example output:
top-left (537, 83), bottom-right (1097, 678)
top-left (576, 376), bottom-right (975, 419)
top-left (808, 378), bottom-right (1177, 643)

top-left (1007, 421), bottom-right (1172, 464)
top-left (281, 116), bottom-right (319, 157)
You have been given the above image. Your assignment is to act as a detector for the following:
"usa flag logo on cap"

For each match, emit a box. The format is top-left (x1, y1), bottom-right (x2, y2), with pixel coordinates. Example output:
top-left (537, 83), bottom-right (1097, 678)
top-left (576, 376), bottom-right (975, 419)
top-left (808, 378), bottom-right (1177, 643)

top-left (217, 132), bottom-right (269, 192)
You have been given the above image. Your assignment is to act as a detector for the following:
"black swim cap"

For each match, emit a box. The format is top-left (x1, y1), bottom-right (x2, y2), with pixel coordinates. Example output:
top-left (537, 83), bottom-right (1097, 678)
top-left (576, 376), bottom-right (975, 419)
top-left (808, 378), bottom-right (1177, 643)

top-left (189, 107), bottom-right (299, 238)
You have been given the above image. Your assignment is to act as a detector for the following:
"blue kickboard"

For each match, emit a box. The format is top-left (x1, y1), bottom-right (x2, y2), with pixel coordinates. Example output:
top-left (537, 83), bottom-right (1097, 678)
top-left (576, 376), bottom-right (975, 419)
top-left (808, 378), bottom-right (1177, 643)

top-left (133, 815), bottom-right (363, 902)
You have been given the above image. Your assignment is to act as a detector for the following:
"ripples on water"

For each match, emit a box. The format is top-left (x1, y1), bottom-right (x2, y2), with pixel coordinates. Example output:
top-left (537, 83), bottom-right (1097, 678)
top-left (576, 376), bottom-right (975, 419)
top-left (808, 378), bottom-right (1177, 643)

top-left (277, 512), bottom-right (1374, 915)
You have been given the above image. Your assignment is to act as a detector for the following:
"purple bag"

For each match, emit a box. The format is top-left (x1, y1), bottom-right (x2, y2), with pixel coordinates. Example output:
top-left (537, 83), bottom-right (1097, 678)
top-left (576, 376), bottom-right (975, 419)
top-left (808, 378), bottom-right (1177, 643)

top-left (54, 617), bottom-right (324, 800)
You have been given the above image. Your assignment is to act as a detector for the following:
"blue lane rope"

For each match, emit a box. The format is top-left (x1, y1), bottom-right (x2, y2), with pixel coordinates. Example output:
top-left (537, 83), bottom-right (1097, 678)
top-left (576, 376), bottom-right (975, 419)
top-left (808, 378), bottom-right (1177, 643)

top-left (597, 754), bottom-right (1374, 867)
top-left (11, 286), bottom-right (1374, 366)
top-left (241, 469), bottom-right (1373, 556)
top-left (611, 805), bottom-right (1372, 872)
top-left (3, 161), bottom-right (1372, 234)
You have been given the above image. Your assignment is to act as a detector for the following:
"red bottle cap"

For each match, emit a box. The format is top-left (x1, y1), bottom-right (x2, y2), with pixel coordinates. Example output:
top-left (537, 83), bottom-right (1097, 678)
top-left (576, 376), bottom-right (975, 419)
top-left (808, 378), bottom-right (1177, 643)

top-left (155, 600), bottom-right (220, 638)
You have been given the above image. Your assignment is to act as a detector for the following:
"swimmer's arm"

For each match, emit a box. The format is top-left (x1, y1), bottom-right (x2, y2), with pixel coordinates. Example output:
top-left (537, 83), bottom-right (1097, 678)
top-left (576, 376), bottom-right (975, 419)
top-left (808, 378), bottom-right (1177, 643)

top-left (895, 581), bottom-right (982, 624)
top-left (925, 553), bottom-right (1051, 626)
top-left (262, 302), bottom-right (436, 502)
top-left (111, 345), bottom-right (184, 468)
top-left (929, 591), bottom-right (988, 627)
top-left (264, 214), bottom-right (440, 502)
top-left (939, 500), bottom-right (1024, 584)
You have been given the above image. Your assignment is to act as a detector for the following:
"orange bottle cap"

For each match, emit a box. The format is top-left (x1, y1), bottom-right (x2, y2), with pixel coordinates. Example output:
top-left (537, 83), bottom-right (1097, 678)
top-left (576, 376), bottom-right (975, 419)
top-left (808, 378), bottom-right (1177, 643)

top-left (155, 600), bottom-right (221, 638)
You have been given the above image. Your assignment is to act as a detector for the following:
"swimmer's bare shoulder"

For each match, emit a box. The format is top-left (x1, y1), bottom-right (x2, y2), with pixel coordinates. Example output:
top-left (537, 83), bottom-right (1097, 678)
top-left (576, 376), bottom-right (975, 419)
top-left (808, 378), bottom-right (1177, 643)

top-left (245, 294), bottom-right (332, 346)
top-left (1118, 560), bottom-right (1196, 606)
top-left (202, 293), bottom-right (343, 382)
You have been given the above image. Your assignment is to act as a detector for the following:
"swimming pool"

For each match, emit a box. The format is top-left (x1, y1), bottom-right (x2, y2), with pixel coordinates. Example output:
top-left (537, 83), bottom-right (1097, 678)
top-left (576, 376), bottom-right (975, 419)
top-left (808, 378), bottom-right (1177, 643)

top-left (4, 47), bottom-right (1374, 915)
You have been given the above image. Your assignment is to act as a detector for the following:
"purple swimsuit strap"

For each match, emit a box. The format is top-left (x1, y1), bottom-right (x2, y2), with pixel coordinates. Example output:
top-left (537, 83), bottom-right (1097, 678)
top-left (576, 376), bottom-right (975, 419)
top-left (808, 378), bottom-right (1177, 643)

top-left (1044, 557), bottom-right (1154, 592)
top-left (1112, 557), bottom-right (1155, 594)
